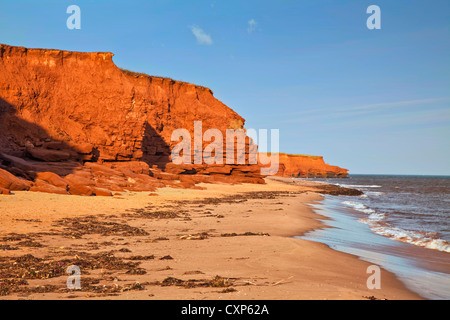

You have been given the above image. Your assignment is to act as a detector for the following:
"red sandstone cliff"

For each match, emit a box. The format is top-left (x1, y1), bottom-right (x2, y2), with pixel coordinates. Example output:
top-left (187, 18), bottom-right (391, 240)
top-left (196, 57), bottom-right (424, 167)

top-left (0, 43), bottom-right (262, 195)
top-left (0, 44), bottom-right (349, 196)
top-left (259, 153), bottom-right (348, 178)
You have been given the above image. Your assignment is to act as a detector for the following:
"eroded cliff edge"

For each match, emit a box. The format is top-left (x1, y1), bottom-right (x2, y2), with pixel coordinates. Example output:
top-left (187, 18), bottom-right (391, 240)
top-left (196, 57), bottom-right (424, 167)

top-left (0, 44), bottom-right (348, 196)
top-left (267, 153), bottom-right (349, 178)
top-left (0, 44), bottom-right (248, 163)
top-left (0, 43), bottom-right (262, 195)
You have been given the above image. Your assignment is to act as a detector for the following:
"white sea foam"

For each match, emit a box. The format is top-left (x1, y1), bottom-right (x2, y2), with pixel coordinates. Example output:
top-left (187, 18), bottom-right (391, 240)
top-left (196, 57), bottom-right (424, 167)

top-left (342, 201), bottom-right (377, 215)
top-left (369, 225), bottom-right (450, 253)
top-left (365, 191), bottom-right (385, 196)
top-left (337, 184), bottom-right (382, 189)
top-left (342, 200), bottom-right (450, 253)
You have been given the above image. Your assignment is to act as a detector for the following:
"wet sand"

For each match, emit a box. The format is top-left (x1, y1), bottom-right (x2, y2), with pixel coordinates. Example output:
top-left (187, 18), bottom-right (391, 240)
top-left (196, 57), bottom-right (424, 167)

top-left (301, 197), bottom-right (450, 299)
top-left (0, 178), bottom-right (422, 300)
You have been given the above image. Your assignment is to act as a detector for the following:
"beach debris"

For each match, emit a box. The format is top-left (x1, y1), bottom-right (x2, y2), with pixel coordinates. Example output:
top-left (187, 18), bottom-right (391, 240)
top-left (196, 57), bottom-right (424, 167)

top-left (237, 280), bottom-right (257, 286)
top-left (128, 208), bottom-right (182, 219)
top-left (54, 216), bottom-right (149, 238)
top-left (14, 218), bottom-right (42, 223)
top-left (125, 268), bottom-right (147, 275)
top-left (0, 251), bottom-right (150, 296)
top-left (363, 295), bottom-right (388, 300)
top-left (271, 276), bottom-right (294, 286)
top-left (156, 266), bottom-right (173, 271)
top-left (179, 232), bottom-right (209, 240)
top-left (0, 279), bottom-right (28, 296)
top-left (183, 270), bottom-right (205, 275)
top-left (154, 275), bottom-right (235, 289)
top-left (127, 255), bottom-right (155, 261)
top-left (0, 244), bottom-right (19, 251)
top-left (318, 185), bottom-right (363, 196)
top-left (1, 233), bottom-right (32, 242)
top-left (220, 232), bottom-right (270, 237)
top-left (153, 237), bottom-right (170, 241)
top-left (0, 252), bottom-right (140, 280)
top-left (17, 240), bottom-right (44, 247)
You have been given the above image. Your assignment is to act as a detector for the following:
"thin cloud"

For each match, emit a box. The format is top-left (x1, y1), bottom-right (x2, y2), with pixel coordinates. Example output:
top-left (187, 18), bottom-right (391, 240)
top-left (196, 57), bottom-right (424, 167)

top-left (190, 25), bottom-right (213, 45)
top-left (345, 98), bottom-right (448, 112)
top-left (291, 97), bottom-right (449, 117)
top-left (247, 19), bottom-right (257, 33)
top-left (284, 97), bottom-right (450, 123)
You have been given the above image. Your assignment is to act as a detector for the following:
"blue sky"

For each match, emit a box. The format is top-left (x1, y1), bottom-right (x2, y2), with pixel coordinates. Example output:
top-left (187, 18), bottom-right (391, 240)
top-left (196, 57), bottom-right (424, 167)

top-left (0, 0), bottom-right (449, 175)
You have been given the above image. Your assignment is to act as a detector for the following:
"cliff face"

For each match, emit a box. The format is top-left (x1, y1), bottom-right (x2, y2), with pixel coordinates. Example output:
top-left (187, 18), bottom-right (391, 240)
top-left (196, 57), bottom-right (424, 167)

top-left (0, 44), bottom-right (247, 162)
top-left (260, 153), bottom-right (348, 178)
top-left (0, 43), bottom-right (263, 195)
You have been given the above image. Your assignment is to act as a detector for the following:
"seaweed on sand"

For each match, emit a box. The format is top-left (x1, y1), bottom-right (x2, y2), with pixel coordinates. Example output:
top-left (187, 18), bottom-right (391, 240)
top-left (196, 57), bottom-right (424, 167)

top-left (154, 275), bottom-right (235, 289)
top-left (54, 216), bottom-right (149, 238)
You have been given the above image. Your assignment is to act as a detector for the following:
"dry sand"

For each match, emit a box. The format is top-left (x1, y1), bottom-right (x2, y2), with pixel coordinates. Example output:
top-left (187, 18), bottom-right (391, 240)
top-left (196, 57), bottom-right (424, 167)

top-left (0, 177), bottom-right (422, 300)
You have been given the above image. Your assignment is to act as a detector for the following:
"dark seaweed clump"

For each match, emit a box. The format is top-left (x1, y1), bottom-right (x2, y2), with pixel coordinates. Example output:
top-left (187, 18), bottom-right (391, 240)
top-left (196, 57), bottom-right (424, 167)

top-left (54, 216), bottom-right (149, 238)
top-left (155, 275), bottom-right (234, 289)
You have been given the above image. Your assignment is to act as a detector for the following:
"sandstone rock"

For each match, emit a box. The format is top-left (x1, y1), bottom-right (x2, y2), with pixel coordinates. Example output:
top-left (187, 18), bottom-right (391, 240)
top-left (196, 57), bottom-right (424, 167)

top-left (95, 184), bottom-right (125, 192)
top-left (68, 184), bottom-right (95, 196)
top-left (71, 142), bottom-right (94, 154)
top-left (31, 161), bottom-right (84, 177)
top-left (92, 187), bottom-right (113, 197)
top-left (0, 187), bottom-right (11, 195)
top-left (42, 141), bottom-right (66, 150)
top-left (0, 43), bottom-right (349, 197)
top-left (27, 148), bottom-right (71, 162)
top-left (84, 162), bottom-right (123, 177)
top-left (153, 172), bottom-right (179, 180)
top-left (0, 152), bottom-right (35, 172)
top-left (35, 172), bottom-right (69, 189)
top-left (201, 165), bottom-right (233, 175)
top-left (0, 168), bottom-right (31, 191)
top-left (125, 184), bottom-right (157, 192)
top-left (259, 153), bottom-right (348, 178)
top-left (0, 43), bottom-right (263, 186)
top-left (2, 166), bottom-right (29, 179)
top-left (96, 176), bottom-right (128, 188)
top-left (65, 172), bottom-right (95, 186)
top-left (179, 174), bottom-right (212, 184)
top-left (164, 163), bottom-right (197, 175)
top-left (105, 161), bottom-right (150, 176)
top-left (30, 182), bottom-right (69, 195)
top-left (24, 141), bottom-right (35, 149)
top-left (172, 181), bottom-right (204, 190)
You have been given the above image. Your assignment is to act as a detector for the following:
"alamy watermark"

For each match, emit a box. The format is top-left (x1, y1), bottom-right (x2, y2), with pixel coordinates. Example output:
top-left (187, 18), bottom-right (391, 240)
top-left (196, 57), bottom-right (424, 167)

top-left (171, 121), bottom-right (280, 175)
top-left (66, 265), bottom-right (81, 290)
top-left (66, 5), bottom-right (381, 31)
top-left (366, 265), bottom-right (381, 289)
top-left (66, 5), bottom-right (81, 30)
top-left (367, 5), bottom-right (381, 30)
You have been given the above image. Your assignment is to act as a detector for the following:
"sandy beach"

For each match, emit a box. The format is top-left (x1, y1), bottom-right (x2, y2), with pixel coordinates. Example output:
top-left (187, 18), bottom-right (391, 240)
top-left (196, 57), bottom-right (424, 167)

top-left (0, 1), bottom-right (448, 304)
top-left (0, 178), bottom-right (422, 300)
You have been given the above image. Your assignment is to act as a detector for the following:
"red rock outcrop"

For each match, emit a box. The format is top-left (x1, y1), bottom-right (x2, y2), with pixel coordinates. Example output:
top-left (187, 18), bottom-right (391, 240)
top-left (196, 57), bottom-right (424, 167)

top-left (259, 153), bottom-right (348, 178)
top-left (0, 43), bottom-right (264, 195)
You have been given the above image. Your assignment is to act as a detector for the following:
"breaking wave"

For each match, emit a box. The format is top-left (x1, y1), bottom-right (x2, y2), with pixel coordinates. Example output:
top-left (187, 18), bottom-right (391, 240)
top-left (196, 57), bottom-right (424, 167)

top-left (342, 200), bottom-right (450, 253)
top-left (337, 184), bottom-right (382, 189)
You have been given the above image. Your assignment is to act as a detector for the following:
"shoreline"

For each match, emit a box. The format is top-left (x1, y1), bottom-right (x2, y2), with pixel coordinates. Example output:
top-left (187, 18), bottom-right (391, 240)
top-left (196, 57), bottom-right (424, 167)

top-left (301, 197), bottom-right (450, 299)
top-left (300, 194), bottom-right (450, 300)
top-left (0, 178), bottom-right (422, 299)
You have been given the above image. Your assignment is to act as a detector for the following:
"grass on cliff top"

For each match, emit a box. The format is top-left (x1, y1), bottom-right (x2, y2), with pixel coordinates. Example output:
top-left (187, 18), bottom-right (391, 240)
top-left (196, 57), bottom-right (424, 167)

top-left (258, 153), bottom-right (323, 160)
top-left (119, 68), bottom-right (211, 91)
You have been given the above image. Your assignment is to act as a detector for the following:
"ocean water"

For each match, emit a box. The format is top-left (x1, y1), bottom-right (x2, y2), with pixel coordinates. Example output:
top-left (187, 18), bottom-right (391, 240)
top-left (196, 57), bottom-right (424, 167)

top-left (297, 175), bottom-right (450, 299)
top-left (314, 175), bottom-right (450, 252)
